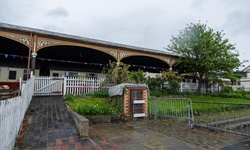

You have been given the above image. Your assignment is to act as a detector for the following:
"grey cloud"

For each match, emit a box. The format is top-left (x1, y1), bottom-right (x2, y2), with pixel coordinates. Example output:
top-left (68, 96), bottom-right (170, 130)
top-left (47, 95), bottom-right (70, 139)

top-left (77, 7), bottom-right (189, 50)
top-left (226, 10), bottom-right (250, 36)
top-left (191, 0), bottom-right (208, 11)
top-left (1, 0), bottom-right (249, 68)
top-left (46, 7), bottom-right (69, 17)
top-left (79, 9), bottom-right (165, 47)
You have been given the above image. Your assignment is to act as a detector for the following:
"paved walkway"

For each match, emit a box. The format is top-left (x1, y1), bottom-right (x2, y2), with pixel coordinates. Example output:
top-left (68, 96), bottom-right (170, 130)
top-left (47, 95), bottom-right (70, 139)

top-left (15, 96), bottom-right (121, 150)
top-left (91, 122), bottom-right (196, 150)
top-left (15, 96), bottom-right (248, 150)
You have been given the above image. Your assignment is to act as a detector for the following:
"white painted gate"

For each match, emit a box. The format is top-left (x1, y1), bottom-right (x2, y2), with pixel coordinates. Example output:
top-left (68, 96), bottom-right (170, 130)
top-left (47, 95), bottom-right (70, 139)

top-left (34, 77), bottom-right (64, 96)
top-left (33, 76), bottom-right (115, 96)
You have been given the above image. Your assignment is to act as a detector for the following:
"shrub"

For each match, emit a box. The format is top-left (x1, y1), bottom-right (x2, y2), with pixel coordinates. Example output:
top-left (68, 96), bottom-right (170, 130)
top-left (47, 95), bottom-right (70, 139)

top-left (220, 86), bottom-right (233, 93)
top-left (162, 88), bottom-right (171, 95)
top-left (168, 80), bottom-right (181, 94)
top-left (150, 88), bottom-right (187, 97)
top-left (102, 61), bottom-right (131, 85)
top-left (150, 90), bottom-right (163, 97)
top-left (146, 76), bottom-right (164, 90)
top-left (218, 93), bottom-right (242, 99)
top-left (234, 90), bottom-right (247, 96)
top-left (242, 95), bottom-right (250, 100)
top-left (228, 93), bottom-right (243, 99)
top-left (64, 94), bottom-right (74, 101)
top-left (129, 69), bottom-right (147, 83)
top-left (209, 92), bottom-right (219, 97)
top-left (86, 90), bottom-right (109, 98)
top-left (179, 91), bottom-right (193, 96)
top-left (109, 96), bottom-right (123, 113)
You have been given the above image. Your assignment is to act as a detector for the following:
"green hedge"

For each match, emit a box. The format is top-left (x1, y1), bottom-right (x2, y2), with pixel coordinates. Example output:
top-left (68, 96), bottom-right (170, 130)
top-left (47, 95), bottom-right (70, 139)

top-left (86, 90), bottom-right (109, 98)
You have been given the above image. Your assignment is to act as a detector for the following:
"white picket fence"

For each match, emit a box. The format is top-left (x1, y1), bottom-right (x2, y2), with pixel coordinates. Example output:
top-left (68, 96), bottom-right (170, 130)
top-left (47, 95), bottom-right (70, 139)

top-left (164, 82), bottom-right (221, 93)
top-left (64, 77), bottom-right (115, 95)
top-left (180, 82), bottom-right (221, 93)
top-left (34, 76), bottom-right (64, 96)
top-left (0, 76), bottom-right (34, 150)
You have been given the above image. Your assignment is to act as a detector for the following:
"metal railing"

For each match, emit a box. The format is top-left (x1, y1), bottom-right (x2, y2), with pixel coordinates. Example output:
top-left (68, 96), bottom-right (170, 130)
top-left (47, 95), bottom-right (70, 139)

top-left (0, 76), bottom-right (34, 150)
top-left (149, 98), bottom-right (194, 126)
top-left (192, 101), bottom-right (250, 136)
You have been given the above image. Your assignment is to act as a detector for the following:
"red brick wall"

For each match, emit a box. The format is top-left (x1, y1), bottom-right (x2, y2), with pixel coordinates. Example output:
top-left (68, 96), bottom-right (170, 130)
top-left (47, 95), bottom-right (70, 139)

top-left (124, 89), bottom-right (130, 119)
top-left (123, 88), bottom-right (148, 119)
top-left (142, 89), bottom-right (148, 118)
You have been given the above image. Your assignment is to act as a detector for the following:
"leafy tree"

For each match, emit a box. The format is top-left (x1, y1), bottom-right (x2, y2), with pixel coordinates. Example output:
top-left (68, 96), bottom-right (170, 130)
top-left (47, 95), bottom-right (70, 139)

top-left (102, 61), bottom-right (131, 85)
top-left (146, 76), bottom-right (164, 90)
top-left (162, 70), bottom-right (183, 94)
top-left (162, 70), bottom-right (183, 81)
top-left (129, 69), bottom-right (147, 84)
top-left (167, 22), bottom-right (241, 94)
top-left (233, 70), bottom-right (247, 83)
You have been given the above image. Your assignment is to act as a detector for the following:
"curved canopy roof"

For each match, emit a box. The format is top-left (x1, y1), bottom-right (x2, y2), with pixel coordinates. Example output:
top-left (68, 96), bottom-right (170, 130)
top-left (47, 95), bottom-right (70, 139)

top-left (0, 22), bottom-right (177, 57)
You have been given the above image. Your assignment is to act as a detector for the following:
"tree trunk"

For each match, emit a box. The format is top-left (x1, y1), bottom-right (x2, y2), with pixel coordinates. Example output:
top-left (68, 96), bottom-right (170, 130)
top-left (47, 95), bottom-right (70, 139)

top-left (205, 81), bottom-right (209, 94)
top-left (196, 76), bottom-right (203, 95)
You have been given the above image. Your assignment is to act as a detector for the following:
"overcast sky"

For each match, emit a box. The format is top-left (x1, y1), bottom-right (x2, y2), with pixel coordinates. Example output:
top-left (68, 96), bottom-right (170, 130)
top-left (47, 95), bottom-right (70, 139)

top-left (0, 0), bottom-right (249, 70)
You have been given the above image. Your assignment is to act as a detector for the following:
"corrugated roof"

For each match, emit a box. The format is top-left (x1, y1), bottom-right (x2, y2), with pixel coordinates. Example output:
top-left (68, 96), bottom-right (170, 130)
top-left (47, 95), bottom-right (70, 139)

top-left (0, 22), bottom-right (177, 57)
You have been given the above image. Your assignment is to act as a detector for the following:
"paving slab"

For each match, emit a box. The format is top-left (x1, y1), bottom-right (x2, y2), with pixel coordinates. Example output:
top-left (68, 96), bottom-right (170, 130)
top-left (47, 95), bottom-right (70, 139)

top-left (15, 96), bottom-right (247, 150)
top-left (90, 122), bottom-right (198, 150)
top-left (220, 139), bottom-right (250, 150)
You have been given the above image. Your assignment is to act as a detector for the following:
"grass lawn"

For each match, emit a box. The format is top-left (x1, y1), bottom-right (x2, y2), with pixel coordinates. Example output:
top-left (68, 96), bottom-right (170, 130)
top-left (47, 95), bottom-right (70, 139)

top-left (188, 95), bottom-right (250, 103)
top-left (149, 95), bottom-right (250, 117)
top-left (183, 96), bottom-right (250, 124)
top-left (67, 97), bottom-right (110, 108)
top-left (66, 97), bottom-right (119, 116)
top-left (66, 94), bottom-right (250, 118)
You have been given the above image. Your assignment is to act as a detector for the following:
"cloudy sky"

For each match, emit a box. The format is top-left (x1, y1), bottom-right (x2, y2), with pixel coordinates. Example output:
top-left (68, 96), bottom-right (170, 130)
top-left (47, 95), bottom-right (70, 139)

top-left (0, 0), bottom-right (249, 70)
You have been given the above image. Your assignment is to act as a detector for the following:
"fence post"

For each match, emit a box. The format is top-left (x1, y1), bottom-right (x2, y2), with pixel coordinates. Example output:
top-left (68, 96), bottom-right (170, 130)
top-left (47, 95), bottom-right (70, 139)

top-left (153, 99), bottom-right (156, 120)
top-left (180, 82), bottom-right (183, 93)
top-left (19, 78), bottom-right (22, 95)
top-left (188, 100), bottom-right (191, 126)
top-left (30, 71), bottom-right (33, 78)
top-left (92, 78), bottom-right (94, 92)
top-left (63, 77), bottom-right (67, 95)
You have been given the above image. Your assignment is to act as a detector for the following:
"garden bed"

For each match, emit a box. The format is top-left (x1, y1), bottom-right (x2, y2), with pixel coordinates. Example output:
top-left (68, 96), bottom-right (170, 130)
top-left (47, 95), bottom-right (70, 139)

top-left (65, 95), bottom-right (124, 124)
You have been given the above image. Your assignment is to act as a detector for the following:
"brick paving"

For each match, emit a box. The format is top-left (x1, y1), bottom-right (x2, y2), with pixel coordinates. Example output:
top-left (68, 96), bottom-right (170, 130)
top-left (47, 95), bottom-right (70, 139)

top-left (15, 96), bottom-right (122, 150)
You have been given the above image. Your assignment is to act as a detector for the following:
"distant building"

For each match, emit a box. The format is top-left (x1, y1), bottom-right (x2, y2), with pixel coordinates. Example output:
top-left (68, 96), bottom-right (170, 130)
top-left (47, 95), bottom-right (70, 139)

top-left (240, 65), bottom-right (250, 90)
top-left (0, 22), bottom-right (180, 89)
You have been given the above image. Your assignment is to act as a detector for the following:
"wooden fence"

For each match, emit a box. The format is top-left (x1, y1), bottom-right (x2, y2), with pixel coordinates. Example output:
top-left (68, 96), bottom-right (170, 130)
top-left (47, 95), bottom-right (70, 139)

top-left (64, 77), bottom-right (115, 95)
top-left (0, 76), bottom-right (34, 150)
top-left (34, 76), bottom-right (64, 96)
